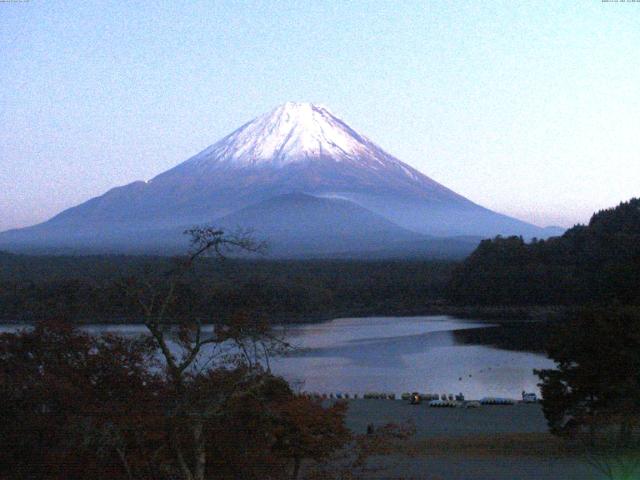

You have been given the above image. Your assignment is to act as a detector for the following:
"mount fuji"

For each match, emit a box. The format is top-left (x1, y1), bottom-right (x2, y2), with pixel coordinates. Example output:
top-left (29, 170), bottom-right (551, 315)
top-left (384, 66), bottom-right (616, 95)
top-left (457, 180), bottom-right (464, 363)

top-left (0, 102), bottom-right (561, 256)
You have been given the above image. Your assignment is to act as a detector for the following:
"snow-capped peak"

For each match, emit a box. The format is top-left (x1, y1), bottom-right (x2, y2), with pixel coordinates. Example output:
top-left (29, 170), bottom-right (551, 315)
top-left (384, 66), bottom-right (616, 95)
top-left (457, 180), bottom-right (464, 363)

top-left (188, 102), bottom-right (383, 168)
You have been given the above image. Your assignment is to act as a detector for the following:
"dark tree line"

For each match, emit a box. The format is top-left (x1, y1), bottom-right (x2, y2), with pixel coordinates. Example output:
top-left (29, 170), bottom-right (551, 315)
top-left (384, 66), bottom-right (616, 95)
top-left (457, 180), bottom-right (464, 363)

top-left (448, 198), bottom-right (640, 306)
top-left (0, 256), bottom-right (456, 324)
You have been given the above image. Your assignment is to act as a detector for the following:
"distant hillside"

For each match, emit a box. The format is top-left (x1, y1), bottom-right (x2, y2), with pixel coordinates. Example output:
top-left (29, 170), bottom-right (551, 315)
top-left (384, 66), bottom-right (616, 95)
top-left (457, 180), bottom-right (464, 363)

top-left (215, 193), bottom-right (479, 259)
top-left (215, 193), bottom-right (420, 256)
top-left (448, 198), bottom-right (640, 306)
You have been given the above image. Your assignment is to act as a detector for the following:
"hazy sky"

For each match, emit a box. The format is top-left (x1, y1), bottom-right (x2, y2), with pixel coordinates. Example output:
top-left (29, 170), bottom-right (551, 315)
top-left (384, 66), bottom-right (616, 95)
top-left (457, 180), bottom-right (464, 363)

top-left (1, 1), bottom-right (638, 232)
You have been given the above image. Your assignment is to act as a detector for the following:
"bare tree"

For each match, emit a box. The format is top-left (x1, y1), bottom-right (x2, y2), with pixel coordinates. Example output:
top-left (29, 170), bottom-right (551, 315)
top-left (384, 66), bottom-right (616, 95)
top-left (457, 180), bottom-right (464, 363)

top-left (128, 227), bottom-right (288, 480)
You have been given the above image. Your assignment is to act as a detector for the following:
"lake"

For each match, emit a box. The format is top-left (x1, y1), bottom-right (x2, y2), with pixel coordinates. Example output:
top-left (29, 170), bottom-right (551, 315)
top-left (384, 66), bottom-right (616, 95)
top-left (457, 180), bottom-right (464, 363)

top-left (1, 316), bottom-right (555, 400)
top-left (270, 316), bottom-right (554, 399)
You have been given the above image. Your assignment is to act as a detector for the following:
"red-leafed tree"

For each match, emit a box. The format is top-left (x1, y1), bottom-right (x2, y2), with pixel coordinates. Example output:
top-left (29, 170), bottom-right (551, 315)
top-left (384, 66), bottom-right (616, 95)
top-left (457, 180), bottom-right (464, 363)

top-left (0, 319), bottom-right (165, 480)
top-left (271, 397), bottom-right (351, 479)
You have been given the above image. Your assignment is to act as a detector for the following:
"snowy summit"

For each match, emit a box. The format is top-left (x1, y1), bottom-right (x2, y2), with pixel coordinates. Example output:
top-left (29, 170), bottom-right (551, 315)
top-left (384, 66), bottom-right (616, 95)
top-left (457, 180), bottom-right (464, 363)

top-left (187, 102), bottom-right (408, 171)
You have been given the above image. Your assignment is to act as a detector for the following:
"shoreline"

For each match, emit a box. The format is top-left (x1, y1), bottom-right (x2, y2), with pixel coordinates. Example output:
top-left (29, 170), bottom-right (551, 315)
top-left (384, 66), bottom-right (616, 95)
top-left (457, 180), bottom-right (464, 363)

top-left (0, 304), bottom-right (573, 325)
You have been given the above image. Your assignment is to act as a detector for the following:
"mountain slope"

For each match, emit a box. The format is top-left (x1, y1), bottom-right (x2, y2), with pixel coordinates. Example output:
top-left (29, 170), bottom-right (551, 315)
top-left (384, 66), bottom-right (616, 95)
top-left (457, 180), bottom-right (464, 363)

top-left (0, 102), bottom-right (560, 254)
top-left (214, 193), bottom-right (422, 256)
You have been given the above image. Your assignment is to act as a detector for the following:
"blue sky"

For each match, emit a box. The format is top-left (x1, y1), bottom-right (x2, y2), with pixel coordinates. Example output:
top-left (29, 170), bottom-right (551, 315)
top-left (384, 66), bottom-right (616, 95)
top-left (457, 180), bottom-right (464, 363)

top-left (1, 1), bottom-right (638, 231)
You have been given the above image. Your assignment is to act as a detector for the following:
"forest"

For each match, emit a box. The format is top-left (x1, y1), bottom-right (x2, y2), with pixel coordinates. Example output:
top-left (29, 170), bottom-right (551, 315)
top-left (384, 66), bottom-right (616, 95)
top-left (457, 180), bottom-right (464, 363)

top-left (0, 253), bottom-right (456, 324)
top-left (447, 198), bottom-right (640, 307)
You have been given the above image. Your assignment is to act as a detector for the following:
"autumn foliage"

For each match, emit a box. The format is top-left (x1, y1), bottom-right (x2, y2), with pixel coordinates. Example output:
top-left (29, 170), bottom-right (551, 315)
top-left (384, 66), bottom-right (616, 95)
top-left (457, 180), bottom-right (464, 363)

top-left (0, 320), bottom-right (350, 480)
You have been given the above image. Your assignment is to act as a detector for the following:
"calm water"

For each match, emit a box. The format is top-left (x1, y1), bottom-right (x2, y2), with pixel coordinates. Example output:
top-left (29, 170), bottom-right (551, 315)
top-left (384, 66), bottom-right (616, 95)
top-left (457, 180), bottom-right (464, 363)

top-left (270, 316), bottom-right (554, 399)
top-left (1, 316), bottom-right (554, 399)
